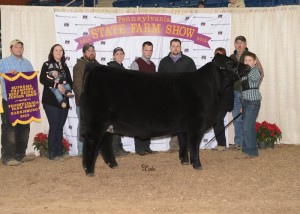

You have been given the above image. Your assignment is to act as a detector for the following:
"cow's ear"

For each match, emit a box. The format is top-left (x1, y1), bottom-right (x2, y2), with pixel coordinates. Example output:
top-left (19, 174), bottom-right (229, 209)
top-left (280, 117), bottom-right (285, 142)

top-left (212, 53), bottom-right (226, 67)
top-left (212, 56), bottom-right (219, 67)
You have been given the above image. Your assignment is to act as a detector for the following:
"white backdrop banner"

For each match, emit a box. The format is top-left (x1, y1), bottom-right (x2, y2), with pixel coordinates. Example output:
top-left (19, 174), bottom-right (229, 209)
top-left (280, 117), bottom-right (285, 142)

top-left (54, 12), bottom-right (231, 155)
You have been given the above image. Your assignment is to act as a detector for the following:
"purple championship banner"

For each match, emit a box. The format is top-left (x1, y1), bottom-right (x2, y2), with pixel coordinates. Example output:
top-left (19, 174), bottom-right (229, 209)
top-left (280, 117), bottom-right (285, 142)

top-left (2, 71), bottom-right (41, 126)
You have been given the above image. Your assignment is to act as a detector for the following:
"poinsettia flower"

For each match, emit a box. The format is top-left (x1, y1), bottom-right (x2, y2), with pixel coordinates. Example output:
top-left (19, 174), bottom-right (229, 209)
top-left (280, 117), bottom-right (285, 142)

top-left (33, 132), bottom-right (70, 155)
top-left (256, 121), bottom-right (282, 144)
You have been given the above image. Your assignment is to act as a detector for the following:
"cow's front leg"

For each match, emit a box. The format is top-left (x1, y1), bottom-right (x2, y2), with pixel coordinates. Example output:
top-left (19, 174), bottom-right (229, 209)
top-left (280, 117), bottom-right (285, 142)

top-left (178, 133), bottom-right (189, 165)
top-left (188, 132), bottom-right (203, 170)
top-left (82, 134), bottom-right (100, 176)
top-left (100, 133), bottom-right (118, 169)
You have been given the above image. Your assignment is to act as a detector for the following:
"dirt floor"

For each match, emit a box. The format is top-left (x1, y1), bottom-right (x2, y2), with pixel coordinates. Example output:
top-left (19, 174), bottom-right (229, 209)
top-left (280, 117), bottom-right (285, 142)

top-left (0, 144), bottom-right (299, 214)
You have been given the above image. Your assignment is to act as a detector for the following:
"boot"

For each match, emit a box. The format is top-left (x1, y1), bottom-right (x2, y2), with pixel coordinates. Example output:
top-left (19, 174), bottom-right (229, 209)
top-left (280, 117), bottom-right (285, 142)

top-left (113, 135), bottom-right (129, 157)
top-left (65, 90), bottom-right (74, 98)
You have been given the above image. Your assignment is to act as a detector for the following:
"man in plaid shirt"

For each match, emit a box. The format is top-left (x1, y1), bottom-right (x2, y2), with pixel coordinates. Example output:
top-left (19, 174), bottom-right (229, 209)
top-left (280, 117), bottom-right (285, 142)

top-left (0, 39), bottom-right (35, 166)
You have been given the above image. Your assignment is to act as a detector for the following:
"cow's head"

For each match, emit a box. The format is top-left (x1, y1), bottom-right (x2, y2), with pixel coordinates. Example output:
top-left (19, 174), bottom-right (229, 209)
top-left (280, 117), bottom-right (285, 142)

top-left (212, 53), bottom-right (250, 81)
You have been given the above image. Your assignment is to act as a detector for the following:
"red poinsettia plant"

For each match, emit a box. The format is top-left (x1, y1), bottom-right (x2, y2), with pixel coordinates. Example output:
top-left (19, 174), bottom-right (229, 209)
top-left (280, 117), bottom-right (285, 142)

top-left (256, 121), bottom-right (282, 144)
top-left (33, 132), bottom-right (70, 155)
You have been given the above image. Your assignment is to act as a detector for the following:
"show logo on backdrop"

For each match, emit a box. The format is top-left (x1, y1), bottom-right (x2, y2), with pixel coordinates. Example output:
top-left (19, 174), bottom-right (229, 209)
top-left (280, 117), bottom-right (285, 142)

top-left (74, 14), bottom-right (211, 50)
top-left (55, 12), bottom-right (231, 155)
top-left (2, 71), bottom-right (41, 126)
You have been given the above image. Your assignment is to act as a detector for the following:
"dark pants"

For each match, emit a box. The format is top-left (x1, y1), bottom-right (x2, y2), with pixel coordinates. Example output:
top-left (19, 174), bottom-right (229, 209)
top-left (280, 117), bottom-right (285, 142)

top-left (1, 99), bottom-right (30, 163)
top-left (112, 135), bottom-right (123, 152)
top-left (43, 104), bottom-right (68, 159)
top-left (134, 137), bottom-right (151, 152)
top-left (213, 110), bottom-right (227, 147)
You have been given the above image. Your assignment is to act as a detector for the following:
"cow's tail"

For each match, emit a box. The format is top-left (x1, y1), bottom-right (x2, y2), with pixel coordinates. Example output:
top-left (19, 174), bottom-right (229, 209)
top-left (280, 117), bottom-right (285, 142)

top-left (79, 93), bottom-right (87, 141)
top-left (80, 62), bottom-right (101, 130)
top-left (79, 62), bottom-right (96, 141)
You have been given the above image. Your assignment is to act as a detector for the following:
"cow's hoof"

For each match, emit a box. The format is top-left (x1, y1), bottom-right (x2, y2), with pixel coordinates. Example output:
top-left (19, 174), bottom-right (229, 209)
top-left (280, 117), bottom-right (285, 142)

top-left (107, 162), bottom-right (118, 169)
top-left (192, 164), bottom-right (203, 170)
top-left (86, 172), bottom-right (95, 177)
top-left (181, 161), bottom-right (189, 165)
top-left (84, 168), bottom-right (94, 176)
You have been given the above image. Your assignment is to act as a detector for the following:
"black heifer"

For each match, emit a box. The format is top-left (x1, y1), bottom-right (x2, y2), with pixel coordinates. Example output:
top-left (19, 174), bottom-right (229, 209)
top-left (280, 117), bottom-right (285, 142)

top-left (80, 54), bottom-right (250, 176)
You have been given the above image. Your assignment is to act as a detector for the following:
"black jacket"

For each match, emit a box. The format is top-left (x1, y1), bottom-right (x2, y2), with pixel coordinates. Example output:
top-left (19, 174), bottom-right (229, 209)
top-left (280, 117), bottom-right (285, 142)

top-left (40, 61), bottom-right (73, 109)
top-left (158, 52), bottom-right (197, 73)
top-left (107, 61), bottom-right (125, 70)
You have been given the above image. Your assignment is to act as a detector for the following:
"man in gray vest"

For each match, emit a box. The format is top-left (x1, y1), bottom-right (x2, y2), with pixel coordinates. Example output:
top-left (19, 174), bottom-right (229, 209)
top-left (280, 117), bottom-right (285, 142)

top-left (130, 41), bottom-right (157, 156)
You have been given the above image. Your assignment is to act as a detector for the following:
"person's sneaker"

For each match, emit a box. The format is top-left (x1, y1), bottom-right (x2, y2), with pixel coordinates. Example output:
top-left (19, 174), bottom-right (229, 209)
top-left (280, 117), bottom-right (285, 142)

top-left (5, 159), bottom-right (22, 166)
top-left (20, 154), bottom-right (36, 162)
top-left (115, 149), bottom-right (130, 157)
top-left (61, 102), bottom-right (67, 108)
top-left (235, 153), bottom-right (256, 159)
top-left (136, 151), bottom-right (147, 156)
top-left (53, 156), bottom-right (64, 161)
top-left (62, 154), bottom-right (72, 159)
top-left (216, 146), bottom-right (227, 151)
top-left (229, 144), bottom-right (242, 150)
top-left (211, 146), bottom-right (225, 151)
top-left (66, 92), bottom-right (74, 98)
top-left (236, 145), bottom-right (242, 150)
top-left (145, 148), bottom-right (158, 154)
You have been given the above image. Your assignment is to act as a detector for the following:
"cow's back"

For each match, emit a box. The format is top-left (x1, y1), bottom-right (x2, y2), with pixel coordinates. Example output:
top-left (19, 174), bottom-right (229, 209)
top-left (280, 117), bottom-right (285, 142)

top-left (82, 62), bottom-right (229, 138)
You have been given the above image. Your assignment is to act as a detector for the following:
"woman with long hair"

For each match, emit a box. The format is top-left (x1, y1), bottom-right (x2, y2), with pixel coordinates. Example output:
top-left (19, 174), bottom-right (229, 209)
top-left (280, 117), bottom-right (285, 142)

top-left (40, 44), bottom-right (73, 161)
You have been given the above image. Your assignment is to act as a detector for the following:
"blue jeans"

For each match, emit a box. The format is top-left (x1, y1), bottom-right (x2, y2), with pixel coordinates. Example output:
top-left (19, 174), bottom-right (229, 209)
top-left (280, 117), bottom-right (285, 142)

top-left (232, 90), bottom-right (243, 145)
top-left (43, 104), bottom-right (68, 159)
top-left (76, 107), bottom-right (83, 156)
top-left (242, 99), bottom-right (261, 157)
top-left (51, 83), bottom-right (71, 103)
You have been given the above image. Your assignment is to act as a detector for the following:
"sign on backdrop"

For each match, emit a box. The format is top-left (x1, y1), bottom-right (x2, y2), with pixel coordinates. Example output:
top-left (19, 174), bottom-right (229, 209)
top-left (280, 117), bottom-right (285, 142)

top-left (2, 71), bottom-right (41, 126)
top-left (55, 12), bottom-right (231, 155)
top-left (74, 14), bottom-right (211, 50)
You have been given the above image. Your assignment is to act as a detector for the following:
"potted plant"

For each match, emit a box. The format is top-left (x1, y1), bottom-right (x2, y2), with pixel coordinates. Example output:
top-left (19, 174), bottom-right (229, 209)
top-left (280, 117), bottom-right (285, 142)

top-left (256, 121), bottom-right (282, 149)
top-left (33, 132), bottom-right (71, 157)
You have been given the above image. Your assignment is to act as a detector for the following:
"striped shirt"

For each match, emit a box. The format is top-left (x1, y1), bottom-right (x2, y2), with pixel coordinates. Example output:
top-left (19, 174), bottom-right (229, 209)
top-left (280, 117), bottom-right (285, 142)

top-left (241, 66), bottom-right (262, 101)
top-left (0, 55), bottom-right (33, 100)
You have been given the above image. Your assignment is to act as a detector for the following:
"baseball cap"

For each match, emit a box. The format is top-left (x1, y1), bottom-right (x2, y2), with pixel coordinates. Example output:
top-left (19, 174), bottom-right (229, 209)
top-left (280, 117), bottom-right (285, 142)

top-left (82, 43), bottom-right (95, 53)
top-left (113, 47), bottom-right (124, 55)
top-left (234, 36), bottom-right (247, 43)
top-left (10, 39), bottom-right (24, 47)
